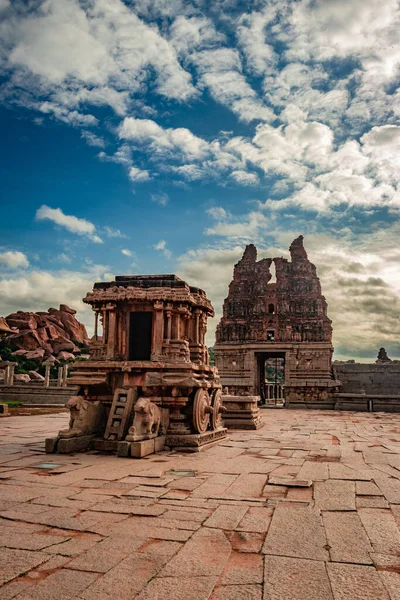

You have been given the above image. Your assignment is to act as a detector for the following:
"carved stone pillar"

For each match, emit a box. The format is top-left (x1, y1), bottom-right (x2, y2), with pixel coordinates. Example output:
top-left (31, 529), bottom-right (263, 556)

top-left (106, 309), bottom-right (116, 359)
top-left (62, 364), bottom-right (68, 387)
top-left (171, 312), bottom-right (181, 340)
top-left (8, 363), bottom-right (15, 386)
top-left (57, 366), bottom-right (63, 387)
top-left (94, 310), bottom-right (99, 341)
top-left (165, 310), bottom-right (172, 341)
top-left (44, 363), bottom-right (51, 388)
top-left (152, 301), bottom-right (164, 359)
top-left (194, 310), bottom-right (200, 344)
top-left (102, 310), bottom-right (108, 344)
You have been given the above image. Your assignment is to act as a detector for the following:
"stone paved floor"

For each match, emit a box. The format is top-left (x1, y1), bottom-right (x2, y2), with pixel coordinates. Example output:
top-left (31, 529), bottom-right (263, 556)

top-left (1, 409), bottom-right (400, 599)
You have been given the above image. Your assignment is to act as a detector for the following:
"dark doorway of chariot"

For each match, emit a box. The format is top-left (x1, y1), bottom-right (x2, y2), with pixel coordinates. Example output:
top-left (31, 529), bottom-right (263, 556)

top-left (129, 312), bottom-right (153, 360)
top-left (256, 352), bottom-right (285, 405)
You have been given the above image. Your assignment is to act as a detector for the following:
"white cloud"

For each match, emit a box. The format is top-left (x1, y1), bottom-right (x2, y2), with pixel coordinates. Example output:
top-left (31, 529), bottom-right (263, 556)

top-left (8, 0), bottom-right (196, 102)
top-left (230, 170), bottom-right (259, 185)
top-left (119, 118), bottom-right (210, 161)
top-left (170, 15), bottom-right (224, 56)
top-left (237, 6), bottom-right (278, 76)
top-left (81, 130), bottom-right (105, 148)
top-left (192, 48), bottom-right (275, 123)
top-left (0, 250), bottom-right (29, 269)
top-left (207, 207), bottom-right (227, 220)
top-left (129, 166), bottom-right (151, 182)
top-left (151, 193), bottom-right (169, 206)
top-left (35, 205), bottom-right (103, 243)
top-left (98, 145), bottom-right (132, 167)
top-left (205, 210), bottom-right (268, 240)
top-left (57, 253), bottom-right (72, 264)
top-left (153, 239), bottom-right (172, 259)
top-left (103, 226), bottom-right (128, 239)
top-left (121, 249), bottom-right (133, 257)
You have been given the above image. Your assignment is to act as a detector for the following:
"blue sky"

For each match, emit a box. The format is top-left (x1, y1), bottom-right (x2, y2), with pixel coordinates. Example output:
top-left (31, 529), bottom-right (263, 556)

top-left (0, 0), bottom-right (399, 361)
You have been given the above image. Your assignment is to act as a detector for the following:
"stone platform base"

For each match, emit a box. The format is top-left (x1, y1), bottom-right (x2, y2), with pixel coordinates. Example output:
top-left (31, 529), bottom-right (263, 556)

top-left (118, 436), bottom-right (166, 458)
top-left (45, 434), bottom-right (96, 454)
top-left (166, 428), bottom-right (227, 452)
top-left (222, 396), bottom-right (262, 430)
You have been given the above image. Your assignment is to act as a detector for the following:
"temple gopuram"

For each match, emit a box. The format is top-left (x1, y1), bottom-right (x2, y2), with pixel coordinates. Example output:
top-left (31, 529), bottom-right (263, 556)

top-left (214, 236), bottom-right (340, 408)
top-left (46, 275), bottom-right (226, 456)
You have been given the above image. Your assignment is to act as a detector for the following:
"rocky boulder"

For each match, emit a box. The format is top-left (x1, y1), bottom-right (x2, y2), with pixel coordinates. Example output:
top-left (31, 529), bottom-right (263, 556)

top-left (25, 349), bottom-right (46, 361)
top-left (48, 305), bottom-right (87, 345)
top-left (1, 305), bottom-right (89, 364)
top-left (14, 374), bottom-right (31, 383)
top-left (0, 317), bottom-right (15, 334)
top-left (57, 351), bottom-right (76, 362)
top-left (29, 370), bottom-right (45, 382)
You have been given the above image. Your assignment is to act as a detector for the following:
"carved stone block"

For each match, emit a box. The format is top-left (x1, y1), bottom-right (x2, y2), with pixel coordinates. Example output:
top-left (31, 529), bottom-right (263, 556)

top-left (57, 434), bottom-right (95, 453)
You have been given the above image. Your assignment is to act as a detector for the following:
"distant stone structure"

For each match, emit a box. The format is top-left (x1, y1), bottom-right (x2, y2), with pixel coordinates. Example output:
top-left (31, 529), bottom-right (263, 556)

top-left (46, 274), bottom-right (226, 456)
top-left (214, 236), bottom-right (340, 408)
top-left (376, 347), bottom-right (392, 363)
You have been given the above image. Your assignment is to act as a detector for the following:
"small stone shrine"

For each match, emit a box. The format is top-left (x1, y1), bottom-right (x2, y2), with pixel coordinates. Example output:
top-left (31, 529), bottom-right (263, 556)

top-left (46, 275), bottom-right (226, 456)
top-left (214, 236), bottom-right (341, 408)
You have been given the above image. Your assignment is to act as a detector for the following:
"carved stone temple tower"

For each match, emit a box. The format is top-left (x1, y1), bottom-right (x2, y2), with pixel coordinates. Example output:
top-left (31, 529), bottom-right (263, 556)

top-left (214, 236), bottom-right (341, 408)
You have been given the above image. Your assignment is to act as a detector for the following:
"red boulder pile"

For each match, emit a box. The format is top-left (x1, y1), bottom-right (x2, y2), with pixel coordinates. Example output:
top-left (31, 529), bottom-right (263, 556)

top-left (1, 305), bottom-right (89, 365)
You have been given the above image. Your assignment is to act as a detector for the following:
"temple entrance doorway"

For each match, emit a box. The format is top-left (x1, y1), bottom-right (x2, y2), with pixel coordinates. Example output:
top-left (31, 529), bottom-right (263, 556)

top-left (256, 352), bottom-right (285, 405)
top-left (129, 312), bottom-right (153, 360)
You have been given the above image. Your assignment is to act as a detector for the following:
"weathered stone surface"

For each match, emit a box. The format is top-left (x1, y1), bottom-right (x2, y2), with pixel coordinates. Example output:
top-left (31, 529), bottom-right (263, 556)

top-left (0, 548), bottom-right (50, 585)
top-left (264, 555), bottom-right (334, 600)
top-left (262, 504), bottom-right (329, 560)
top-left (358, 508), bottom-right (400, 554)
top-left (323, 511), bottom-right (373, 564)
top-left (219, 552), bottom-right (263, 585)
top-left (236, 507), bottom-right (273, 533)
top-left (314, 480), bottom-right (356, 511)
top-left (159, 528), bottom-right (231, 577)
top-left (327, 563), bottom-right (390, 600)
top-left (137, 576), bottom-right (218, 600)
top-left (204, 504), bottom-right (248, 530)
top-left (211, 584), bottom-right (262, 600)
top-left (11, 568), bottom-right (98, 599)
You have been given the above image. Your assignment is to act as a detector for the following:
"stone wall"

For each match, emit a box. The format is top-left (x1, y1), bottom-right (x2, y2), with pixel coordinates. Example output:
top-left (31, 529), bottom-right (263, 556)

top-left (332, 363), bottom-right (400, 412)
top-left (0, 385), bottom-right (76, 405)
top-left (333, 363), bottom-right (400, 395)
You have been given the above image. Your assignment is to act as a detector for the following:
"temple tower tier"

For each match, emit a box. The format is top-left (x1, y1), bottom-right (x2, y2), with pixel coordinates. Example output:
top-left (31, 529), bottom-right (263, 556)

top-left (214, 236), bottom-right (341, 408)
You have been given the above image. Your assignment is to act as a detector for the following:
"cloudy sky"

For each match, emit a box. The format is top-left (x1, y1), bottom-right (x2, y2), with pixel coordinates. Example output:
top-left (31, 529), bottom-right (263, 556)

top-left (0, 0), bottom-right (399, 361)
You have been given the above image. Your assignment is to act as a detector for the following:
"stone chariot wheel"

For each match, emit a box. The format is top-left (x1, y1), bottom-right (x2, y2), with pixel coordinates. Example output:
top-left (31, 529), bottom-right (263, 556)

top-left (211, 389), bottom-right (223, 430)
top-left (193, 388), bottom-right (211, 433)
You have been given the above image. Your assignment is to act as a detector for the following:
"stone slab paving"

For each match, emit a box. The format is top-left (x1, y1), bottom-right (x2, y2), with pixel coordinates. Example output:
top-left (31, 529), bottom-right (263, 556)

top-left (1, 409), bottom-right (400, 599)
